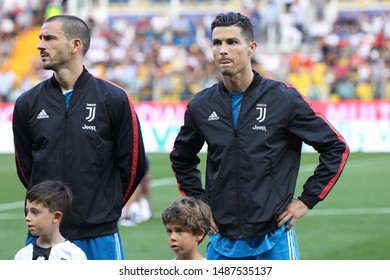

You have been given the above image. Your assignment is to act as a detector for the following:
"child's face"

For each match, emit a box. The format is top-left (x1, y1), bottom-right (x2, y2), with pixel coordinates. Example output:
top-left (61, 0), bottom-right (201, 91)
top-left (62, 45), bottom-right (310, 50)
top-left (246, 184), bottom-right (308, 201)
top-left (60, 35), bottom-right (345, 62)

top-left (25, 200), bottom-right (60, 237)
top-left (165, 222), bottom-right (203, 258)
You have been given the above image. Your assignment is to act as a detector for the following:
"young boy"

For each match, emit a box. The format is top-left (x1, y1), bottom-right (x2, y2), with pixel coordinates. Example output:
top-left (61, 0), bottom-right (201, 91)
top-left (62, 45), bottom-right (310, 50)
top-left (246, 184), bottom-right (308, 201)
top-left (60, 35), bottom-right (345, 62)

top-left (162, 196), bottom-right (212, 260)
top-left (14, 180), bottom-right (87, 260)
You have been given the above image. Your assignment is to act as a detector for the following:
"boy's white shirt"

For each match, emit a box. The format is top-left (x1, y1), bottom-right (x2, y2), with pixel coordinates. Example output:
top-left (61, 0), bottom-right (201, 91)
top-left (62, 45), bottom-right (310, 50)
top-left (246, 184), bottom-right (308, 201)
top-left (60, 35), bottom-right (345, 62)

top-left (173, 257), bottom-right (207, 260)
top-left (14, 240), bottom-right (87, 260)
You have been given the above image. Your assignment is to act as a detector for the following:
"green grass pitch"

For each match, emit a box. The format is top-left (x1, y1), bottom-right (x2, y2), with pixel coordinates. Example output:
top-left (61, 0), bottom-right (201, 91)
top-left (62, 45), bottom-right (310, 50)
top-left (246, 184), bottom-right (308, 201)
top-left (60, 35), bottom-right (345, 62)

top-left (1, 152), bottom-right (389, 260)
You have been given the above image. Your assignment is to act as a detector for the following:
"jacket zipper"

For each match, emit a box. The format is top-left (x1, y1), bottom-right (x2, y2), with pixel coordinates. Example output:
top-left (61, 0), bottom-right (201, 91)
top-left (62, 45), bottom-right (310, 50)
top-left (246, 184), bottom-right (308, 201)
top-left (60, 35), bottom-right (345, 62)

top-left (64, 96), bottom-right (68, 182)
top-left (233, 129), bottom-right (243, 237)
top-left (232, 91), bottom-right (244, 237)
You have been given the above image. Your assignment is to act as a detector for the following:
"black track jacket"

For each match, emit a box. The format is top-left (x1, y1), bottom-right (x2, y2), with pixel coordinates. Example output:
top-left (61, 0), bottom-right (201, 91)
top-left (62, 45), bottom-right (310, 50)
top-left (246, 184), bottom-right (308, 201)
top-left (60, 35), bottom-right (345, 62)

top-left (170, 71), bottom-right (349, 239)
top-left (13, 68), bottom-right (146, 240)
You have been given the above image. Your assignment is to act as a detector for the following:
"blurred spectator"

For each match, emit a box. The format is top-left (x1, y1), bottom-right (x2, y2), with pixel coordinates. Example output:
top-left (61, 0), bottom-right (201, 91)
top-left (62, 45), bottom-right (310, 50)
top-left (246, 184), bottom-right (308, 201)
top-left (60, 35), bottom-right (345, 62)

top-left (44, 0), bottom-right (62, 19)
top-left (279, 1), bottom-right (303, 53)
top-left (0, 66), bottom-right (16, 102)
top-left (119, 157), bottom-right (152, 226)
top-left (172, 14), bottom-right (194, 46)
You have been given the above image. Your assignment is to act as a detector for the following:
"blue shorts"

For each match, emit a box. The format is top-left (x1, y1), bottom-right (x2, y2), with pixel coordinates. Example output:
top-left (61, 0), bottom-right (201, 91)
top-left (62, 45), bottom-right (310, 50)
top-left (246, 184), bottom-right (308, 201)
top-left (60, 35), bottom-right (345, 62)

top-left (206, 226), bottom-right (299, 260)
top-left (26, 232), bottom-right (125, 260)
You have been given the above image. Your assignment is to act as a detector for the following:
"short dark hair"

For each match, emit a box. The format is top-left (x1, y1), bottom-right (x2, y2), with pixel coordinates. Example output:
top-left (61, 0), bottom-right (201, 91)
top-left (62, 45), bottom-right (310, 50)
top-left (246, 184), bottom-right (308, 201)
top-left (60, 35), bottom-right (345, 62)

top-left (26, 180), bottom-right (73, 219)
top-left (211, 12), bottom-right (254, 42)
top-left (45, 15), bottom-right (91, 55)
top-left (162, 196), bottom-right (212, 243)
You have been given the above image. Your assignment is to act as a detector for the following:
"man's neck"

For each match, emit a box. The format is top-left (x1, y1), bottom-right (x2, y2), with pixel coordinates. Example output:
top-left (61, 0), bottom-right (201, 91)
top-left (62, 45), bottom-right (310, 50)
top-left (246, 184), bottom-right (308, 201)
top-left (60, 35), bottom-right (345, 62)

top-left (222, 69), bottom-right (254, 93)
top-left (54, 64), bottom-right (84, 91)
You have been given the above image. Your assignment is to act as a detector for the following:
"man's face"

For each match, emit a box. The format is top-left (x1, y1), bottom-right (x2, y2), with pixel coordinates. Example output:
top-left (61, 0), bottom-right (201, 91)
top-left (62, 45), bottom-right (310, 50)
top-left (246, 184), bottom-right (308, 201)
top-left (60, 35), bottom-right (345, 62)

top-left (211, 25), bottom-right (253, 77)
top-left (36, 21), bottom-right (73, 71)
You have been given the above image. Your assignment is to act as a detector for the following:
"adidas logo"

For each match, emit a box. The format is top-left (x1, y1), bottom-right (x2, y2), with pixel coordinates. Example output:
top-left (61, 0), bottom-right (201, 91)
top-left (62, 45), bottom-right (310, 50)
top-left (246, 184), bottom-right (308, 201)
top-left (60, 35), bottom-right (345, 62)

top-left (37, 109), bottom-right (49, 119)
top-left (207, 111), bottom-right (219, 121)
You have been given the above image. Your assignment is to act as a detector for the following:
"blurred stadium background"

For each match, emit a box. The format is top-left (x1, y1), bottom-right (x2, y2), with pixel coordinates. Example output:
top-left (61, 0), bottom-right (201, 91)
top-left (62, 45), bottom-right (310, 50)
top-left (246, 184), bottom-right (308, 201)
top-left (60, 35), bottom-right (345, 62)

top-left (0, 0), bottom-right (390, 259)
top-left (2, 0), bottom-right (390, 102)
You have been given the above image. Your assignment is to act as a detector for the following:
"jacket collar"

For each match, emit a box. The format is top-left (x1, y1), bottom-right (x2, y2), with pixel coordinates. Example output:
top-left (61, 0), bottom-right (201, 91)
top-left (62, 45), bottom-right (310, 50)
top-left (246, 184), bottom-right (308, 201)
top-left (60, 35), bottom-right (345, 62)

top-left (219, 70), bottom-right (263, 95)
top-left (50, 66), bottom-right (90, 91)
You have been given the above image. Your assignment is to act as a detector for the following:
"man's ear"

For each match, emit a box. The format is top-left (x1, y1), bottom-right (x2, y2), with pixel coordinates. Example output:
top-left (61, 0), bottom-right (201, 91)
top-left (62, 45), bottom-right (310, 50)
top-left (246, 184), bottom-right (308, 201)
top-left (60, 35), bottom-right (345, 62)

top-left (248, 41), bottom-right (257, 55)
top-left (72, 38), bottom-right (83, 54)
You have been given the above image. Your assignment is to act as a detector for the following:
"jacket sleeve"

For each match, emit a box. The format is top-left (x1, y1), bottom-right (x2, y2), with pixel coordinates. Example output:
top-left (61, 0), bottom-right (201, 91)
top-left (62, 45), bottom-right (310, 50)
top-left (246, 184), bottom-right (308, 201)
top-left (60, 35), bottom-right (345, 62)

top-left (288, 90), bottom-right (349, 209)
top-left (113, 94), bottom-right (146, 206)
top-left (170, 103), bottom-right (207, 199)
top-left (12, 99), bottom-right (33, 188)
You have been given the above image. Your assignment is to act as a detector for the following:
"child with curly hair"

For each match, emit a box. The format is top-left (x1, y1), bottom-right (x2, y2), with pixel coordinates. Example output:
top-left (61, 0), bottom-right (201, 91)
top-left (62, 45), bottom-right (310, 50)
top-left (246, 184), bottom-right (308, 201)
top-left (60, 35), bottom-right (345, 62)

top-left (162, 196), bottom-right (212, 260)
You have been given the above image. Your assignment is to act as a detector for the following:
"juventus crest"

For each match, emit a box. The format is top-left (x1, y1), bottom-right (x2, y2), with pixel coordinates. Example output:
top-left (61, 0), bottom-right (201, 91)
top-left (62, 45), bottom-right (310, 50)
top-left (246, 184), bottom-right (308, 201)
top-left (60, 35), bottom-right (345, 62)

top-left (256, 104), bottom-right (267, 123)
top-left (85, 103), bottom-right (96, 122)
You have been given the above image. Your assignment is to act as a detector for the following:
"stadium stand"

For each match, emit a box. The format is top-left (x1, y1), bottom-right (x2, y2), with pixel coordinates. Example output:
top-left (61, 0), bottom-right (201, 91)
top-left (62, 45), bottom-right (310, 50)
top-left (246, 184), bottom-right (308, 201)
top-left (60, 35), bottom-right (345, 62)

top-left (1, 0), bottom-right (390, 102)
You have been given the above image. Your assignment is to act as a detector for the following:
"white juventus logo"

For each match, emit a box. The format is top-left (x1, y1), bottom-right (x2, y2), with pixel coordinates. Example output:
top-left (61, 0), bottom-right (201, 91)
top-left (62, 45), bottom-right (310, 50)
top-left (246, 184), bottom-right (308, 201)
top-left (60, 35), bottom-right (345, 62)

top-left (86, 103), bottom-right (96, 122)
top-left (256, 104), bottom-right (267, 123)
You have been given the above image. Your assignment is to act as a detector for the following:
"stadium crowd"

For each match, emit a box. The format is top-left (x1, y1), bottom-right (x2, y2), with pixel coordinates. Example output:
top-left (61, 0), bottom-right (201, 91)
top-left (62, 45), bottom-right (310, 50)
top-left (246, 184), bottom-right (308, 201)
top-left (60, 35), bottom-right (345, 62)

top-left (1, 0), bottom-right (390, 103)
